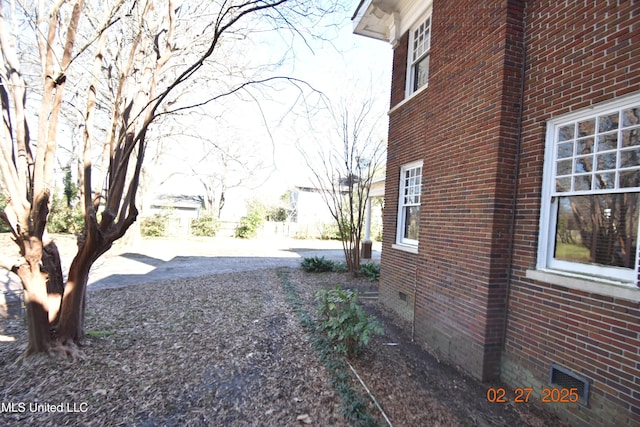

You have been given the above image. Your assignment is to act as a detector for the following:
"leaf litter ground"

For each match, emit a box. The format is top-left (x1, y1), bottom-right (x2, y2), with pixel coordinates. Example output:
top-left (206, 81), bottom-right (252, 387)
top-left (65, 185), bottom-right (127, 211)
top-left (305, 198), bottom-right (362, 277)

top-left (0, 268), bottom-right (567, 426)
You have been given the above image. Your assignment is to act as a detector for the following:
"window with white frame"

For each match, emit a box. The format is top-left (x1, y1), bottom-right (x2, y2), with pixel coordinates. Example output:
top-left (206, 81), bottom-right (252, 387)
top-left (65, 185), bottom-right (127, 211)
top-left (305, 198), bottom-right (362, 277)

top-left (397, 161), bottom-right (423, 246)
top-left (406, 13), bottom-right (431, 96)
top-left (538, 94), bottom-right (640, 284)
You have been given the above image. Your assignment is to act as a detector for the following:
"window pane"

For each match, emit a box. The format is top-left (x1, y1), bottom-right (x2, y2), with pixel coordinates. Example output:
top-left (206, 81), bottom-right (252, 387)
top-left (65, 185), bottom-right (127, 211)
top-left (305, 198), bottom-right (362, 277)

top-left (557, 142), bottom-right (573, 158)
top-left (559, 124), bottom-right (575, 141)
top-left (598, 112), bottom-right (619, 133)
top-left (412, 17), bottom-right (430, 60)
top-left (620, 170), bottom-right (640, 188)
top-left (554, 193), bottom-right (639, 268)
top-left (621, 129), bottom-right (640, 147)
top-left (574, 175), bottom-right (591, 191)
top-left (620, 148), bottom-right (640, 168)
top-left (556, 177), bottom-right (571, 192)
top-left (414, 55), bottom-right (429, 91)
top-left (578, 119), bottom-right (595, 137)
top-left (596, 152), bottom-right (616, 171)
top-left (622, 107), bottom-right (640, 127)
top-left (594, 172), bottom-right (615, 190)
top-left (577, 137), bottom-right (594, 154)
top-left (597, 133), bottom-right (618, 151)
top-left (557, 159), bottom-right (573, 175)
top-left (574, 156), bottom-right (592, 173)
top-left (404, 206), bottom-right (420, 240)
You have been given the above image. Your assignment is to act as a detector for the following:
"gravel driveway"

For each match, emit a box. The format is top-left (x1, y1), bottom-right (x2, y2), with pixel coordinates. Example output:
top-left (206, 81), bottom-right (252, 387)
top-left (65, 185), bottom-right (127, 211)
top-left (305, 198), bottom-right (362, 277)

top-left (1, 235), bottom-right (381, 305)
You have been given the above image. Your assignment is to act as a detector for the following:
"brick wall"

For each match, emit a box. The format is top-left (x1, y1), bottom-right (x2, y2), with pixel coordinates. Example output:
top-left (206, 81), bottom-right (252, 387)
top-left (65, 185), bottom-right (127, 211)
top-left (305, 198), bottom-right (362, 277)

top-left (381, 0), bottom-right (525, 382)
top-left (503, 1), bottom-right (640, 425)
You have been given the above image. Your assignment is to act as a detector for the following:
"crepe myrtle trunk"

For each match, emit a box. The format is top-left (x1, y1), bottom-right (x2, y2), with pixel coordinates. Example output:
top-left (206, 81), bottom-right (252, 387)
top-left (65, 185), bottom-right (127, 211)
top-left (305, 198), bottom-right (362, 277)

top-left (10, 192), bottom-right (64, 354)
top-left (12, 205), bottom-right (125, 353)
top-left (15, 237), bottom-right (52, 355)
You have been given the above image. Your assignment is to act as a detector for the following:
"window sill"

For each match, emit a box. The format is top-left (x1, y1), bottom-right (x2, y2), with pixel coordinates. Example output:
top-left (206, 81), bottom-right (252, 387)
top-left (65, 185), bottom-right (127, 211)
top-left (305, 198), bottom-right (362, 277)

top-left (389, 84), bottom-right (429, 115)
top-left (526, 269), bottom-right (640, 303)
top-left (392, 243), bottom-right (419, 254)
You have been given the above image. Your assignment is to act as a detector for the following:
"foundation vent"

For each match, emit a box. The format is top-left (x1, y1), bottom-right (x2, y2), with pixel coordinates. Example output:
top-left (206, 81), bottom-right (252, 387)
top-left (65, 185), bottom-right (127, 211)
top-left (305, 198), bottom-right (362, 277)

top-left (549, 364), bottom-right (590, 406)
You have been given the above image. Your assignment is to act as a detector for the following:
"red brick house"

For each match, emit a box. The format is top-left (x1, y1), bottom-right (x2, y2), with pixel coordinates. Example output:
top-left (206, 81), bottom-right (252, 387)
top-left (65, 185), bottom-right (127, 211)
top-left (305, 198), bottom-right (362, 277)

top-left (352, 1), bottom-right (639, 425)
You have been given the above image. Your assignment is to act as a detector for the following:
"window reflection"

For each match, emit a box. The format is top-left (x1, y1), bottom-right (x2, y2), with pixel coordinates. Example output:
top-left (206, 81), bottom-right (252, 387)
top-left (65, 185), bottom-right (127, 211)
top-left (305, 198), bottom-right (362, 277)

top-left (555, 193), bottom-right (639, 268)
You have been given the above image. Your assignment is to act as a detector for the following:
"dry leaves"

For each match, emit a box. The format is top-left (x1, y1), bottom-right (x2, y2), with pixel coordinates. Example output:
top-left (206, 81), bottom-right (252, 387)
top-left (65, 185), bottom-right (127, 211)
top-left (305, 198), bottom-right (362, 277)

top-left (0, 270), bottom-right (343, 426)
top-left (0, 268), bottom-right (564, 427)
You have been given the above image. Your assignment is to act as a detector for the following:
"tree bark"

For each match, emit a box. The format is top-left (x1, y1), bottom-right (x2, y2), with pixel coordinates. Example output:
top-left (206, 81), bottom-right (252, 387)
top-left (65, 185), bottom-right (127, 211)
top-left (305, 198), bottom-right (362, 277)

top-left (56, 215), bottom-right (106, 343)
top-left (56, 256), bottom-right (90, 343)
top-left (16, 237), bottom-right (51, 355)
top-left (42, 240), bottom-right (65, 324)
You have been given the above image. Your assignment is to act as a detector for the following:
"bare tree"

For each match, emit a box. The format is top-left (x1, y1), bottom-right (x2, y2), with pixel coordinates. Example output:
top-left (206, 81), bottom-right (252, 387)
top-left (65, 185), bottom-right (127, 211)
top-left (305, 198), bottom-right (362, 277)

top-left (0, 0), bottom-right (339, 357)
top-left (299, 92), bottom-right (386, 275)
top-left (174, 121), bottom-right (272, 218)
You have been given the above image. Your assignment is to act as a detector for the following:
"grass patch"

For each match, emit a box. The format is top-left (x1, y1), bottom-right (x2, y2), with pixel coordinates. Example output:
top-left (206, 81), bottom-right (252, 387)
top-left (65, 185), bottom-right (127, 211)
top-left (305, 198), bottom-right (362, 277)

top-left (86, 330), bottom-right (115, 338)
top-left (554, 243), bottom-right (590, 262)
top-left (277, 268), bottom-right (380, 427)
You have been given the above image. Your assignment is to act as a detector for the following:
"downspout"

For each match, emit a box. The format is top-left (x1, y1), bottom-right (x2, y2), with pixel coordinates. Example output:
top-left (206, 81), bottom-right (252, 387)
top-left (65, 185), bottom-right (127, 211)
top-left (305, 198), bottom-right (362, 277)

top-left (501, 1), bottom-right (527, 351)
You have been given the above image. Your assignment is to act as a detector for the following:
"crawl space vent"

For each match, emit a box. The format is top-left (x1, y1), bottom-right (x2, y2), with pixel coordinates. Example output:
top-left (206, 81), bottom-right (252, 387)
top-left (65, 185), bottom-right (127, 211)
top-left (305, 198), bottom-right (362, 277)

top-left (549, 364), bottom-right (590, 405)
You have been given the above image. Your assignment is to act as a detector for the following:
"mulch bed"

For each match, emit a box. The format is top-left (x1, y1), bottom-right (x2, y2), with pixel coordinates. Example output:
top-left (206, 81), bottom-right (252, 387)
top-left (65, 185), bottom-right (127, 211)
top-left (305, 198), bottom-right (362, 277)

top-left (0, 268), bottom-right (566, 426)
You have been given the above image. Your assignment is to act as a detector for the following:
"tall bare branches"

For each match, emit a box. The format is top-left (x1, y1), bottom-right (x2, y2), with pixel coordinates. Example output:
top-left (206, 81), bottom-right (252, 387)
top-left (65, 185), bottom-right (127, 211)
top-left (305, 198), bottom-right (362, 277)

top-left (299, 87), bottom-right (386, 274)
top-left (0, 0), bottom-right (342, 355)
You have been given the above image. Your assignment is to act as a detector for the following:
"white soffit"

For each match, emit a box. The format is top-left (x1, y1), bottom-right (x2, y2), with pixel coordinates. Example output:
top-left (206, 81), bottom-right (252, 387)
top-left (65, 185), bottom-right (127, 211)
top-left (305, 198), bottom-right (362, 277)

top-left (352, 0), bottom-right (432, 44)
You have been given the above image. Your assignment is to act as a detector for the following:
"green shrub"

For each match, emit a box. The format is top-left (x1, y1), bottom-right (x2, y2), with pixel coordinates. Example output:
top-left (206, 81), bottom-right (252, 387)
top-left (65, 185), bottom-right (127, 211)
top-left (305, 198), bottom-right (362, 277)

top-left (331, 261), bottom-right (348, 273)
top-left (358, 262), bottom-right (380, 281)
top-left (235, 200), bottom-right (265, 239)
top-left (0, 193), bottom-right (10, 233)
top-left (315, 285), bottom-right (383, 357)
top-left (266, 206), bottom-right (288, 222)
top-left (47, 196), bottom-right (84, 234)
top-left (318, 223), bottom-right (341, 240)
top-left (140, 213), bottom-right (170, 237)
top-left (191, 215), bottom-right (220, 237)
top-left (301, 256), bottom-right (344, 273)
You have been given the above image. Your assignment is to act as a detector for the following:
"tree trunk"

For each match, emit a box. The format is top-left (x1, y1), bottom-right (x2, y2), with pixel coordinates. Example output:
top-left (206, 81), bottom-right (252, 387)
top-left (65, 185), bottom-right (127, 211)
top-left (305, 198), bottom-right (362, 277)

top-left (42, 240), bottom-right (65, 324)
top-left (15, 238), bottom-right (52, 355)
top-left (56, 239), bottom-right (98, 343)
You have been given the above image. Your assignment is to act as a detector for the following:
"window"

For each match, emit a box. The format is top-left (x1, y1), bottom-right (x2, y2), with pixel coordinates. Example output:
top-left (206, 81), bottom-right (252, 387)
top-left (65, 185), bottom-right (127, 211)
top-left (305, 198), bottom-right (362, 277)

top-left (407, 14), bottom-right (431, 96)
top-left (397, 161), bottom-right (423, 247)
top-left (538, 95), bottom-right (640, 284)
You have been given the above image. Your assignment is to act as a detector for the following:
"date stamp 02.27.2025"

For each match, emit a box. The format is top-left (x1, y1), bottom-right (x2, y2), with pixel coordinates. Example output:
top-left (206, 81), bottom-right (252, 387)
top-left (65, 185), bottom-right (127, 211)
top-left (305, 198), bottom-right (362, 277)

top-left (486, 387), bottom-right (580, 404)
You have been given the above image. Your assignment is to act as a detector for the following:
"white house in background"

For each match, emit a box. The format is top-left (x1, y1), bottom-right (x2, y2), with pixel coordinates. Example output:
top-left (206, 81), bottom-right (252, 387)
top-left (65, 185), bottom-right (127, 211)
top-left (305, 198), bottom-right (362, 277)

top-left (288, 179), bottom-right (385, 245)
top-left (290, 186), bottom-right (335, 225)
top-left (147, 194), bottom-right (204, 235)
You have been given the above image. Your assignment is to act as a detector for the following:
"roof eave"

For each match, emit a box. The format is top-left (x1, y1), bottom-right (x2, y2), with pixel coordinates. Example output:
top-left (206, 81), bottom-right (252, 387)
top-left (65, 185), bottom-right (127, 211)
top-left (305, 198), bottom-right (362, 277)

top-left (352, 0), bottom-right (394, 42)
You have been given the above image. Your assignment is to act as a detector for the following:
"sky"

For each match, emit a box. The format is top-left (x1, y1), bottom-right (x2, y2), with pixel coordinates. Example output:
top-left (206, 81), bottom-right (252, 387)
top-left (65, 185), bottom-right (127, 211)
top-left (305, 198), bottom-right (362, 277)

top-left (156, 1), bottom-right (393, 219)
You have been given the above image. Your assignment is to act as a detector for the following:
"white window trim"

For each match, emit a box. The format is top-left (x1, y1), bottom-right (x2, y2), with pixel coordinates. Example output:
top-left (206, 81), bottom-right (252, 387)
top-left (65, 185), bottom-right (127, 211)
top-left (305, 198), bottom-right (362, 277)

top-left (396, 160), bottom-right (423, 250)
top-left (536, 92), bottom-right (640, 287)
top-left (405, 9), bottom-right (432, 99)
top-left (526, 269), bottom-right (640, 303)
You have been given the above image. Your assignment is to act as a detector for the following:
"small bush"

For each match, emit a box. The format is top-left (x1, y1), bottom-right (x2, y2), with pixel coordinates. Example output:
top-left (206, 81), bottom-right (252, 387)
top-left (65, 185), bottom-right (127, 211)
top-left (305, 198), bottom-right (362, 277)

top-left (140, 213), bottom-right (170, 237)
top-left (300, 256), bottom-right (345, 273)
top-left (191, 215), bottom-right (220, 237)
top-left (318, 223), bottom-right (341, 240)
top-left (315, 285), bottom-right (383, 357)
top-left (331, 261), bottom-right (348, 273)
top-left (235, 216), bottom-right (257, 238)
top-left (0, 193), bottom-right (11, 232)
top-left (47, 196), bottom-right (84, 234)
top-left (235, 201), bottom-right (266, 239)
top-left (358, 262), bottom-right (380, 281)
